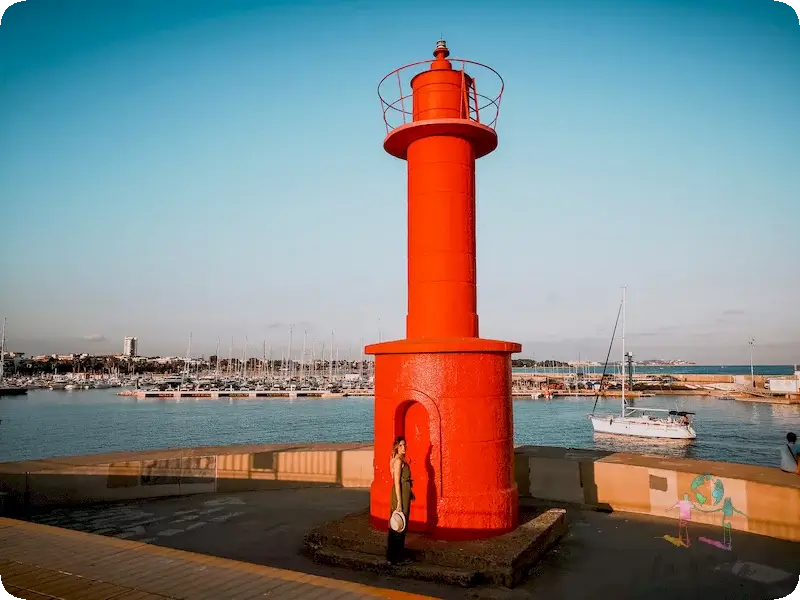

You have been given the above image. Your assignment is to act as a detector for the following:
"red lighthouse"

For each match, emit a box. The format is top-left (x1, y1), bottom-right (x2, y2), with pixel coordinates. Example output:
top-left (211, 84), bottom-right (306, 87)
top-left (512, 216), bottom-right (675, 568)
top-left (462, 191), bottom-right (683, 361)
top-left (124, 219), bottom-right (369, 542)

top-left (366, 41), bottom-right (521, 540)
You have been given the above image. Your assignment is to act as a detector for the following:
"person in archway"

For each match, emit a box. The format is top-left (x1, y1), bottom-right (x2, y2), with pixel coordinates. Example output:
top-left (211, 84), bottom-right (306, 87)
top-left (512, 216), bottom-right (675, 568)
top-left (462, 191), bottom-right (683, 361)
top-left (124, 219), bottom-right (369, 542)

top-left (386, 435), bottom-right (413, 564)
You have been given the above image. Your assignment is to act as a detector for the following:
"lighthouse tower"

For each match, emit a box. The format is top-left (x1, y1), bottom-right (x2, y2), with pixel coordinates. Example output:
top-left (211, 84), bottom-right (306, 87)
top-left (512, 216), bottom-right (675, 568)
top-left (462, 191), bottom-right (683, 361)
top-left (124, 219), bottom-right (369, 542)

top-left (366, 41), bottom-right (521, 540)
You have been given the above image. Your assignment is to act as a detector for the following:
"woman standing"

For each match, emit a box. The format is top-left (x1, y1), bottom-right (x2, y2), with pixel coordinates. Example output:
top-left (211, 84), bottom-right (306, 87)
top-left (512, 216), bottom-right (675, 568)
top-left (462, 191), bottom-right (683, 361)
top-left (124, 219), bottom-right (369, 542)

top-left (386, 435), bottom-right (413, 564)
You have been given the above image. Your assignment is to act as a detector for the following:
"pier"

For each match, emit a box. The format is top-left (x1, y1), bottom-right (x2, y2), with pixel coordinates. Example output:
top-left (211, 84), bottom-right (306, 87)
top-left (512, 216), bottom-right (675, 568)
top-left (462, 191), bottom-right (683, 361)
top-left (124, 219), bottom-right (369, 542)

top-left (0, 387), bottom-right (26, 397)
top-left (0, 443), bottom-right (797, 598)
top-left (126, 388), bottom-right (374, 399)
top-left (511, 370), bottom-right (800, 403)
top-left (119, 382), bottom-right (800, 403)
top-left (0, 516), bottom-right (429, 600)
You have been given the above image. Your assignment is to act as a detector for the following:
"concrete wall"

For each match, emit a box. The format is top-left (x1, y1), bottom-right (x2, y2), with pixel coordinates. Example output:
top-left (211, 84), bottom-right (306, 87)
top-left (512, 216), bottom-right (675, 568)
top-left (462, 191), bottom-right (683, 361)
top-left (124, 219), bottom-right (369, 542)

top-left (0, 444), bottom-right (373, 511)
top-left (769, 379), bottom-right (800, 393)
top-left (2, 443), bottom-right (798, 543)
top-left (513, 446), bottom-right (800, 543)
top-left (214, 445), bottom-right (373, 489)
top-left (674, 374), bottom-right (735, 384)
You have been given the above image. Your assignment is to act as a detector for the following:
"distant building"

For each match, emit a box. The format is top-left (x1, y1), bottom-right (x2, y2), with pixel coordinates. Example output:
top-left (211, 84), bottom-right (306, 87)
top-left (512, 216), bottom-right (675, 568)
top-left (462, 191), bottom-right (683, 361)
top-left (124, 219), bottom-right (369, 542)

top-left (123, 336), bottom-right (138, 357)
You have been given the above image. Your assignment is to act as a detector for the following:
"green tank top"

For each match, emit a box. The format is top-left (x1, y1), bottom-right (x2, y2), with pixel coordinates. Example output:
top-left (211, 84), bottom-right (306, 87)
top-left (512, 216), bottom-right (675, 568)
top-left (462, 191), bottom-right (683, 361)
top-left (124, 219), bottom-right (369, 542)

top-left (390, 459), bottom-right (412, 516)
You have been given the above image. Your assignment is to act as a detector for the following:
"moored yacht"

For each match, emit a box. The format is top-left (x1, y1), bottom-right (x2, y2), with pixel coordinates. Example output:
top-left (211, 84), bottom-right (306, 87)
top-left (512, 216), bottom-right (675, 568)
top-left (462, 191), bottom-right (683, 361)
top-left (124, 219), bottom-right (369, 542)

top-left (588, 288), bottom-right (697, 440)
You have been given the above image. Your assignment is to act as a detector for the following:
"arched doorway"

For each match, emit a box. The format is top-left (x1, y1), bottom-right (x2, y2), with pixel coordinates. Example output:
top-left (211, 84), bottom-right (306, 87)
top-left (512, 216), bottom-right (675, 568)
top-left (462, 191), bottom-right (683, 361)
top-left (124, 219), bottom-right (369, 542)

top-left (396, 400), bottom-right (433, 530)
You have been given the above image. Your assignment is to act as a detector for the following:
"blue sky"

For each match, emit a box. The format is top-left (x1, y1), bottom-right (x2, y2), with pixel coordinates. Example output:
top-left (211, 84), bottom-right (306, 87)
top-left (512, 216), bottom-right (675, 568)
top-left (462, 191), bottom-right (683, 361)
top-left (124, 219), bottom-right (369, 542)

top-left (1, 0), bottom-right (798, 364)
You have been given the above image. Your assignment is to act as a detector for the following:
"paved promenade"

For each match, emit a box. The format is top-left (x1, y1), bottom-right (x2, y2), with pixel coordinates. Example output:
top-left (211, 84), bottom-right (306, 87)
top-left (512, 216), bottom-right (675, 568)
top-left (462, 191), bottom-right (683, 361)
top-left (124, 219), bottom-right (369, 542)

top-left (0, 515), bottom-right (432, 600)
top-left (3, 487), bottom-right (798, 599)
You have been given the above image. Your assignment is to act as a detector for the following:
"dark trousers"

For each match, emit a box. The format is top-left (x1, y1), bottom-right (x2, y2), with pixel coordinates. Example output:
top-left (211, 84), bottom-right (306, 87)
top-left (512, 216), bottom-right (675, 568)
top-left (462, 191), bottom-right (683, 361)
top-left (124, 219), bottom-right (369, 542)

top-left (386, 527), bottom-right (407, 562)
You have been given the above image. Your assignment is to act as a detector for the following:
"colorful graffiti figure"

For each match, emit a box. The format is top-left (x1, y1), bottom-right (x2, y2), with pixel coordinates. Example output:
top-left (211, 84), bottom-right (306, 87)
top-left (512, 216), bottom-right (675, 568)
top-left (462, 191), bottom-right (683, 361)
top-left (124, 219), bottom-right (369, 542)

top-left (690, 474), bottom-right (747, 551)
top-left (666, 493), bottom-right (696, 547)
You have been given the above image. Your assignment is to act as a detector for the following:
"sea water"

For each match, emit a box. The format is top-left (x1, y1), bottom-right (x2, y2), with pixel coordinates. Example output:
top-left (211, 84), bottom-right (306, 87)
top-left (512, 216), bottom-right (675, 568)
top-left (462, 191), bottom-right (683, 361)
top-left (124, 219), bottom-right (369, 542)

top-left (1, 389), bottom-right (798, 468)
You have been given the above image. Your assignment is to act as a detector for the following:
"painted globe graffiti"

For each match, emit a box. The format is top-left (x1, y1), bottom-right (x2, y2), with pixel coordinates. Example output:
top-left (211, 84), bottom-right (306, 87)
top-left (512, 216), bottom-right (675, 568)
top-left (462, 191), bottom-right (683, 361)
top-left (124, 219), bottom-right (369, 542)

top-left (690, 474), bottom-right (724, 506)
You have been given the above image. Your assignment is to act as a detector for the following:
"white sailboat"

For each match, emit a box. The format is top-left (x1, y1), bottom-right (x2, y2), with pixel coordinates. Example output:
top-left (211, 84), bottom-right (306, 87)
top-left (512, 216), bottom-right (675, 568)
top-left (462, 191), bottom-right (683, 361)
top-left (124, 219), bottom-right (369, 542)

top-left (589, 288), bottom-right (697, 440)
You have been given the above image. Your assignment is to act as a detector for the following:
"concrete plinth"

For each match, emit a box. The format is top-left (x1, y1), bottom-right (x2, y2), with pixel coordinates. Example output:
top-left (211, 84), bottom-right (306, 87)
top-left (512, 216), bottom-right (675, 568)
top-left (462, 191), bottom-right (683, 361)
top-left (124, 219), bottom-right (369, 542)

top-left (303, 507), bottom-right (567, 588)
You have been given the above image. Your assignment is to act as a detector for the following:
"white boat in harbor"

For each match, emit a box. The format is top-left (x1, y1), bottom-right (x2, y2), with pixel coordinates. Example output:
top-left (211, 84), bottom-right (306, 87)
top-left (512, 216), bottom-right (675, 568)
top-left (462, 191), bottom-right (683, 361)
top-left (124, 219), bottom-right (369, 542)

top-left (590, 409), bottom-right (696, 439)
top-left (589, 288), bottom-right (697, 440)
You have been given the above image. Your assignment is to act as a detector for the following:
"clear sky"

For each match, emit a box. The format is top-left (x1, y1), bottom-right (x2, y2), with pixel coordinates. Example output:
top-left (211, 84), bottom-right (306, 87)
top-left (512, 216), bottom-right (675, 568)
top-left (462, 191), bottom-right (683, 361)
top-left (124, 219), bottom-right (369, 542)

top-left (1, 0), bottom-right (798, 364)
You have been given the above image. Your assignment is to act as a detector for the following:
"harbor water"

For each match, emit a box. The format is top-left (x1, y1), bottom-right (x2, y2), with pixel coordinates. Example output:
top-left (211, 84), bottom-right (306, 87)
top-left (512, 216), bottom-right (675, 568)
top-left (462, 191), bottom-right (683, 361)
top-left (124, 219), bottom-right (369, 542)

top-left (1, 389), bottom-right (799, 468)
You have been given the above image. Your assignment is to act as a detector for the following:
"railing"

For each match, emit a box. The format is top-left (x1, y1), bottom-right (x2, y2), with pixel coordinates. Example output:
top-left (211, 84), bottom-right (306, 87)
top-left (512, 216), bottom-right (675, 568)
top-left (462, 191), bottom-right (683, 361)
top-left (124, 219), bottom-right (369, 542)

top-left (378, 59), bottom-right (505, 135)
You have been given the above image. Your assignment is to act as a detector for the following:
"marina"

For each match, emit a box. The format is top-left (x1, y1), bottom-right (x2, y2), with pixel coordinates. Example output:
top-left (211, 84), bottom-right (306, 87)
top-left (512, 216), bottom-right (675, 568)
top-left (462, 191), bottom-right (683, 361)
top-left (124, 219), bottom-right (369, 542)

top-left (2, 371), bottom-right (798, 402)
top-left (3, 316), bottom-right (797, 402)
top-left (124, 387), bottom-right (614, 399)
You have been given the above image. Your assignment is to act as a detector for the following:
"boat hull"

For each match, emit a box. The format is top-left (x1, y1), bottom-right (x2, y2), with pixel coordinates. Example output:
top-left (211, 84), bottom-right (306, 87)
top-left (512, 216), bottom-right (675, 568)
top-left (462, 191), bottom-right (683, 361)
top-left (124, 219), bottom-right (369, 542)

top-left (0, 387), bottom-right (28, 397)
top-left (589, 415), bottom-right (696, 439)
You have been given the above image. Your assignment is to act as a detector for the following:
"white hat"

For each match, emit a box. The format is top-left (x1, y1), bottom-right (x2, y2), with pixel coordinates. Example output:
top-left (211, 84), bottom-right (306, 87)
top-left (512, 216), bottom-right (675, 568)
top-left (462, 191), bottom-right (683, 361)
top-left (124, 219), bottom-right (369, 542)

top-left (389, 510), bottom-right (407, 533)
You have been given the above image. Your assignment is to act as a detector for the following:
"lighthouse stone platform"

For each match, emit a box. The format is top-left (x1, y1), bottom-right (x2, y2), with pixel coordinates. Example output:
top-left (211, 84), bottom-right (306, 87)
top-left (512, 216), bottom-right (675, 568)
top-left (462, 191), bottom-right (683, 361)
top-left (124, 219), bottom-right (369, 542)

top-left (304, 505), bottom-right (567, 588)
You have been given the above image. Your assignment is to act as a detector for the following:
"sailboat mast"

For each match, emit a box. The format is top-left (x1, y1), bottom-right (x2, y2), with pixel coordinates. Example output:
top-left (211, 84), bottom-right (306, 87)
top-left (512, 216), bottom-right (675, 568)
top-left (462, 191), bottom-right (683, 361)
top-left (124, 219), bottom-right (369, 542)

top-left (621, 287), bottom-right (626, 414)
top-left (182, 332), bottom-right (192, 385)
top-left (288, 325), bottom-right (294, 383)
top-left (301, 329), bottom-right (307, 383)
top-left (329, 330), bottom-right (334, 381)
top-left (0, 317), bottom-right (5, 383)
top-left (359, 337), bottom-right (364, 383)
top-left (243, 336), bottom-right (248, 381)
top-left (215, 337), bottom-right (220, 379)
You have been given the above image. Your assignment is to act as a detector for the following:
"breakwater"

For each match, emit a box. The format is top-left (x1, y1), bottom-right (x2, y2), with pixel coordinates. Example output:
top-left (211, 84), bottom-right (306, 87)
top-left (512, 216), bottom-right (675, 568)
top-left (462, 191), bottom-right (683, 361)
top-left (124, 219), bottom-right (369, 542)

top-left (512, 370), bottom-right (800, 402)
top-left (513, 365), bottom-right (797, 376)
top-left (122, 388), bottom-right (373, 399)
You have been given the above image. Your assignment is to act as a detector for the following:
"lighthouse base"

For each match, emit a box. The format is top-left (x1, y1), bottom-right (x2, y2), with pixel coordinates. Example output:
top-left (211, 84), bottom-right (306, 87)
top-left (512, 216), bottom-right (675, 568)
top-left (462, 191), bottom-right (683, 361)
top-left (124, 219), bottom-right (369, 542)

top-left (365, 337), bottom-right (522, 540)
top-left (304, 506), bottom-right (567, 588)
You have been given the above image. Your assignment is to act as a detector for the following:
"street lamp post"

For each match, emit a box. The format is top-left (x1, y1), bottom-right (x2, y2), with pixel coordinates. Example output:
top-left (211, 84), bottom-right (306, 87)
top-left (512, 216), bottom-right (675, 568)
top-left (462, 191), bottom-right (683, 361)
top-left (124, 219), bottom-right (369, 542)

top-left (749, 337), bottom-right (755, 387)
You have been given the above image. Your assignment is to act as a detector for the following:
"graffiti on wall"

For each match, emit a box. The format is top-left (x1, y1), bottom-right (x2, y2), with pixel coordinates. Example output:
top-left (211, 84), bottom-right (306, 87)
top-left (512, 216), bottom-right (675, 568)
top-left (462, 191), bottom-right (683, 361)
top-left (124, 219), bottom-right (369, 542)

top-left (140, 456), bottom-right (216, 486)
top-left (661, 474), bottom-right (747, 550)
top-left (665, 493), bottom-right (695, 547)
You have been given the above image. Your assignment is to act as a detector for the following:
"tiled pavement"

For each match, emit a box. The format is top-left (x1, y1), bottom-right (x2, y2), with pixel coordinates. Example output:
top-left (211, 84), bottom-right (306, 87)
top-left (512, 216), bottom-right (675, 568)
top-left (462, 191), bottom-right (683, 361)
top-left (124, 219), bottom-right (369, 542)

top-left (7, 488), bottom-right (800, 599)
top-left (0, 518), bottom-right (434, 600)
top-left (25, 495), bottom-right (252, 545)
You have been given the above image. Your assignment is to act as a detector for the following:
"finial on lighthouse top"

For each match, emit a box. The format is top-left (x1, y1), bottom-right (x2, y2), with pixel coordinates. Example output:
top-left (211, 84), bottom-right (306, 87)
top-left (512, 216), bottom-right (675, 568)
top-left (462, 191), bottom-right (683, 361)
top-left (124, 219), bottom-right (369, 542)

top-left (434, 39), bottom-right (450, 59)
